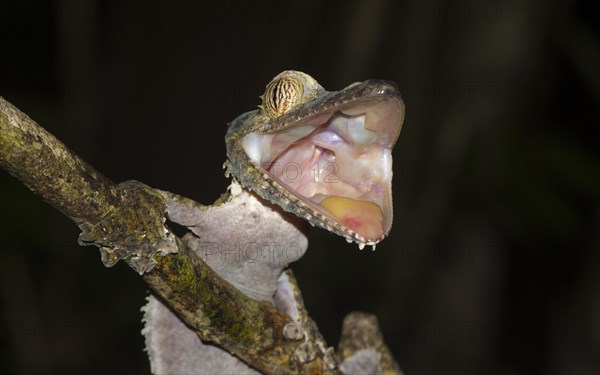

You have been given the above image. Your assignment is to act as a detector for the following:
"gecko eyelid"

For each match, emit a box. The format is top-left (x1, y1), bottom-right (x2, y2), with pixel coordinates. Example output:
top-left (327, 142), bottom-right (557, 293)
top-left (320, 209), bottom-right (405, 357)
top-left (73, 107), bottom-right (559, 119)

top-left (262, 76), bottom-right (304, 117)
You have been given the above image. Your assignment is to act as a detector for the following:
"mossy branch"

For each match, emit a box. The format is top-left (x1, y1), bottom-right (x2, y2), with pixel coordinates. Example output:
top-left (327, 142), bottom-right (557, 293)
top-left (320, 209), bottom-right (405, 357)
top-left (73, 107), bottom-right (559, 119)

top-left (0, 96), bottom-right (339, 374)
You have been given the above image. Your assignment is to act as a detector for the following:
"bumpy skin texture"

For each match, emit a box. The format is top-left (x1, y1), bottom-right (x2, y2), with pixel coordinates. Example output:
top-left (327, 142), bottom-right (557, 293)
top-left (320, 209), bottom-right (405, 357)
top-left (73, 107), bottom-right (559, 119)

top-left (225, 75), bottom-right (404, 247)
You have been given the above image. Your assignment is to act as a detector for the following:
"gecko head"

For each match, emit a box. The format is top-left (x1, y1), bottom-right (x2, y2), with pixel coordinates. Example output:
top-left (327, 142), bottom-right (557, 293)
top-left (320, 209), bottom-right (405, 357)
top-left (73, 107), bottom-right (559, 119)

top-left (226, 71), bottom-right (405, 248)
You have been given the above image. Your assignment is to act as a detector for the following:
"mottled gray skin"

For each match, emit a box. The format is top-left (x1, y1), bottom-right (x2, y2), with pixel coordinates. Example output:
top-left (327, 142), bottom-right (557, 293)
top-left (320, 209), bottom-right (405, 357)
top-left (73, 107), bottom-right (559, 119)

top-left (160, 183), bottom-right (308, 301)
top-left (143, 185), bottom-right (335, 374)
top-left (225, 77), bottom-right (403, 246)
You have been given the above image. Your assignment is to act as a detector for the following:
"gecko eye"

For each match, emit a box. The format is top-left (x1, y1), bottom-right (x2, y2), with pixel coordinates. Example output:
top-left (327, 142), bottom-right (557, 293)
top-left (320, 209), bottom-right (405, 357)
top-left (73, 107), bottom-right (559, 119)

top-left (262, 76), bottom-right (304, 117)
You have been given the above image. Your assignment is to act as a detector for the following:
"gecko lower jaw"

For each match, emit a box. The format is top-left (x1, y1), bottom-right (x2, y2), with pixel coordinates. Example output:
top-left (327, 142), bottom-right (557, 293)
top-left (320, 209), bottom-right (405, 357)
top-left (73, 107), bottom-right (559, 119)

top-left (242, 97), bottom-right (403, 244)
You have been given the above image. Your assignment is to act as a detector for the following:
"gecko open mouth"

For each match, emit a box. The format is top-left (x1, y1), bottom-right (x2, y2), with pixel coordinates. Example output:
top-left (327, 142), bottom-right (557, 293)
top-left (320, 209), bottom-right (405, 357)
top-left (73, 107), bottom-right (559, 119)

top-left (241, 96), bottom-right (403, 245)
top-left (226, 71), bottom-right (404, 247)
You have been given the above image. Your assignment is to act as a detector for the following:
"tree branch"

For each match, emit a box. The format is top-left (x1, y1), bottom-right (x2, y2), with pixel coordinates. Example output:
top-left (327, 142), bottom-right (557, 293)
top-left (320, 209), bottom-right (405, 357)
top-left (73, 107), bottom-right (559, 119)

top-left (0, 96), bottom-right (118, 225)
top-left (0, 96), bottom-right (339, 374)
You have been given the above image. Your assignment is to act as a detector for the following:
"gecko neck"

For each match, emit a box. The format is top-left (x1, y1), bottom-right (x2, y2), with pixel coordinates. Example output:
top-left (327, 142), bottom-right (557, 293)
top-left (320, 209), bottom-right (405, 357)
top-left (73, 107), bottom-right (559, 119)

top-left (165, 181), bottom-right (308, 301)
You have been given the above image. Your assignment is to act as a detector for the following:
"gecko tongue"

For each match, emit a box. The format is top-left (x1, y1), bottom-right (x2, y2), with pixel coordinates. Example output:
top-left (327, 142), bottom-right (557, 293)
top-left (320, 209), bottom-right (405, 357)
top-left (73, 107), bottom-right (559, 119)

top-left (319, 196), bottom-right (384, 240)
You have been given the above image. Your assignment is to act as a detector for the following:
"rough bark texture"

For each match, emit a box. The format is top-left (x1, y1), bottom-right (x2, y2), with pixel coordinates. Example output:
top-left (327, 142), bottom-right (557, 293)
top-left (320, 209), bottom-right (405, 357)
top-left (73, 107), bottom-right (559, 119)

top-left (338, 312), bottom-right (403, 375)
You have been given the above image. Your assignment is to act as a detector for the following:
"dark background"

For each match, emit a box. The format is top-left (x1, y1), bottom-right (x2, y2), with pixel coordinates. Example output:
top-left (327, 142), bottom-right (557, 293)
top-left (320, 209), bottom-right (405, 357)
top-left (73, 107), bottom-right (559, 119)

top-left (1, 1), bottom-right (598, 374)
